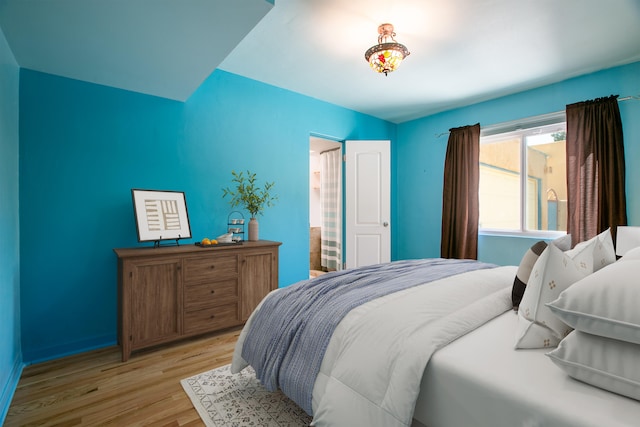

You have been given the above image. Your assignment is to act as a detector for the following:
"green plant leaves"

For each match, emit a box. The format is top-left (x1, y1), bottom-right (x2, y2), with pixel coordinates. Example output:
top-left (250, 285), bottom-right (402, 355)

top-left (222, 170), bottom-right (277, 218)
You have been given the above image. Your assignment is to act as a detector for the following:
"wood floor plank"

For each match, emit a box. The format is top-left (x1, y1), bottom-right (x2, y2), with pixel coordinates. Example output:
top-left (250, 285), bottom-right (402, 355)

top-left (5, 327), bottom-right (242, 426)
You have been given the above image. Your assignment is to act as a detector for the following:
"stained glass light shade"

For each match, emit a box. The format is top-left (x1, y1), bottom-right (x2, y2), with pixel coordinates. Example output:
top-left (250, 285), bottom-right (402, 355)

top-left (364, 24), bottom-right (410, 76)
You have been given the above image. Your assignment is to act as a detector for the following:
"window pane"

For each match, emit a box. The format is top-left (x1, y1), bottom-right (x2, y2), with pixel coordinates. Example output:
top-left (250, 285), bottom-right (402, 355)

top-left (525, 130), bottom-right (567, 231)
top-left (479, 119), bottom-right (567, 233)
top-left (479, 137), bottom-right (521, 230)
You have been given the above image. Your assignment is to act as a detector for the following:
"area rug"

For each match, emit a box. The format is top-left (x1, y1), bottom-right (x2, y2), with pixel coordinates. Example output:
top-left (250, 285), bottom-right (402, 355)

top-left (181, 364), bottom-right (312, 426)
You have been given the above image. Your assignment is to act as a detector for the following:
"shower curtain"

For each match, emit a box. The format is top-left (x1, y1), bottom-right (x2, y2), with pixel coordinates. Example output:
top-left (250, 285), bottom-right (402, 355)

top-left (320, 148), bottom-right (342, 271)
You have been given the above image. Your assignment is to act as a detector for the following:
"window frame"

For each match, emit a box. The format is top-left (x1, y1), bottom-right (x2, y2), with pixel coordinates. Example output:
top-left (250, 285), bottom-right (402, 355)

top-left (478, 111), bottom-right (567, 239)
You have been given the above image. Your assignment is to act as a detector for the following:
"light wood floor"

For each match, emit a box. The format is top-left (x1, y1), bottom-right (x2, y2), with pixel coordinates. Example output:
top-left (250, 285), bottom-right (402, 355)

top-left (5, 327), bottom-right (243, 426)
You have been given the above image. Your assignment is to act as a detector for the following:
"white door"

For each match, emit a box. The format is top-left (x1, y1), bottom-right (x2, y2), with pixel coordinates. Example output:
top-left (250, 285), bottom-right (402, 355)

top-left (345, 140), bottom-right (391, 268)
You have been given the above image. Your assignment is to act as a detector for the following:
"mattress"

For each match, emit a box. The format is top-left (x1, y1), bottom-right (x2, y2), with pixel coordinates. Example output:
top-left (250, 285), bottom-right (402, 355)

top-left (413, 310), bottom-right (640, 427)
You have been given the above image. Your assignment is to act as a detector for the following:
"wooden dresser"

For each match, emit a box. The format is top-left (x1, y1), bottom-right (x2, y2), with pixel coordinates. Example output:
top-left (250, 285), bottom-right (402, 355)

top-left (114, 240), bottom-right (281, 361)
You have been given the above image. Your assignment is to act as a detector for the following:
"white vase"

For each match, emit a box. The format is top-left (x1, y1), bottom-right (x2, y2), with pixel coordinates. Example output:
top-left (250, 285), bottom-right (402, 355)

top-left (248, 217), bottom-right (259, 241)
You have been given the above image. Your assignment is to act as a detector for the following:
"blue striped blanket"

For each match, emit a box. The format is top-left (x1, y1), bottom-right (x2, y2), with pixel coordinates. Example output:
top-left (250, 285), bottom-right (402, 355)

top-left (240, 258), bottom-right (496, 415)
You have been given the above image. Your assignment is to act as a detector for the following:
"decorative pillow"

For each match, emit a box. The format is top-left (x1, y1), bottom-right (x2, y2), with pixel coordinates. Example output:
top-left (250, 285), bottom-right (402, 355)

top-left (547, 331), bottom-right (640, 401)
top-left (547, 259), bottom-right (640, 344)
top-left (511, 235), bottom-right (572, 311)
top-left (551, 234), bottom-right (572, 251)
top-left (591, 227), bottom-right (616, 270)
top-left (512, 241), bottom-right (548, 311)
top-left (568, 228), bottom-right (616, 272)
top-left (514, 242), bottom-right (594, 349)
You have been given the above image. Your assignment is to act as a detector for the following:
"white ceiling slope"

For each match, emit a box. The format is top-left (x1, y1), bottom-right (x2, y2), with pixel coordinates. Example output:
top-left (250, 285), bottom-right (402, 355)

top-left (1, 0), bottom-right (639, 123)
top-left (0, 0), bottom-right (273, 101)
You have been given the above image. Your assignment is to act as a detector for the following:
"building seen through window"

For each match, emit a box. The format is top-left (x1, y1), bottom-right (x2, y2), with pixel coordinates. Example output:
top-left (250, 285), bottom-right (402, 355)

top-left (479, 117), bottom-right (567, 233)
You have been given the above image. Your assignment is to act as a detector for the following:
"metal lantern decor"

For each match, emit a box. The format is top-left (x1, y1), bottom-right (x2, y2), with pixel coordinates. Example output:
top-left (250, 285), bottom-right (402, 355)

top-left (364, 23), bottom-right (410, 76)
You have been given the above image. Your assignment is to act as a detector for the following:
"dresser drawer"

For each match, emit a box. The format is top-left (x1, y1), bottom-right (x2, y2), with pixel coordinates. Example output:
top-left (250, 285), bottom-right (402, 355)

top-left (183, 255), bottom-right (238, 283)
top-left (185, 278), bottom-right (239, 310)
top-left (184, 303), bottom-right (240, 334)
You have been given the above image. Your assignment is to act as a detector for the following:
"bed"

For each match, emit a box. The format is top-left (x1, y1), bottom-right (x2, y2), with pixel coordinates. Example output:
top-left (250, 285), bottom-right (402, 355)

top-left (414, 310), bottom-right (640, 427)
top-left (231, 230), bottom-right (640, 427)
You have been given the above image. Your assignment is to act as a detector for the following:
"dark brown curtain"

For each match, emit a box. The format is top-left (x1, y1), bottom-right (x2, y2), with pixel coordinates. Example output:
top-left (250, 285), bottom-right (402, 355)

top-left (441, 123), bottom-right (480, 259)
top-left (566, 95), bottom-right (627, 246)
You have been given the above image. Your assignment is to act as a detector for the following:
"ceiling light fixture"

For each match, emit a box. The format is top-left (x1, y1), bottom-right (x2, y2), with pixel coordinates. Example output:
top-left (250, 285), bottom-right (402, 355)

top-left (364, 23), bottom-right (410, 76)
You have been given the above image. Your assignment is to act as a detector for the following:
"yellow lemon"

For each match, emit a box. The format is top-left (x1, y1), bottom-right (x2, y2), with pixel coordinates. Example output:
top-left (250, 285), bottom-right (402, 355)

top-left (211, 239), bottom-right (218, 245)
top-left (201, 238), bottom-right (211, 245)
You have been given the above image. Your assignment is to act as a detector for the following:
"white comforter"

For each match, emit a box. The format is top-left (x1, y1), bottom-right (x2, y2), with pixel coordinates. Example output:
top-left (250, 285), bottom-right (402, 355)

top-left (232, 265), bottom-right (517, 427)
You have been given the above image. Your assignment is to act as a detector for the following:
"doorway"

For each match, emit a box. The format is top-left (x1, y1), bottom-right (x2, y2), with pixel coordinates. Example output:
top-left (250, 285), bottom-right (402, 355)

top-left (309, 136), bottom-right (342, 278)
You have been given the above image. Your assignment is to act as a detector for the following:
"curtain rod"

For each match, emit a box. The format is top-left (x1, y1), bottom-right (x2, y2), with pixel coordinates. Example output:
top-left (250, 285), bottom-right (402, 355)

top-left (320, 147), bottom-right (341, 155)
top-left (434, 94), bottom-right (640, 138)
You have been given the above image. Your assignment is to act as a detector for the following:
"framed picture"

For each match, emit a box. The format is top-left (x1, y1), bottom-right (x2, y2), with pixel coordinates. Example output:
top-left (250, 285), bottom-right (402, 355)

top-left (131, 189), bottom-right (192, 243)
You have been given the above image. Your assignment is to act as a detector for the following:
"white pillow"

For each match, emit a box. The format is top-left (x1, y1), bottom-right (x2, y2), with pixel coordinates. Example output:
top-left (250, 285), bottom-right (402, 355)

top-left (514, 242), bottom-right (594, 349)
top-left (547, 259), bottom-right (640, 344)
top-left (568, 228), bottom-right (616, 272)
top-left (547, 331), bottom-right (640, 401)
top-left (511, 234), bottom-right (573, 311)
top-left (621, 246), bottom-right (640, 261)
top-left (512, 241), bottom-right (548, 311)
top-left (552, 234), bottom-right (572, 251)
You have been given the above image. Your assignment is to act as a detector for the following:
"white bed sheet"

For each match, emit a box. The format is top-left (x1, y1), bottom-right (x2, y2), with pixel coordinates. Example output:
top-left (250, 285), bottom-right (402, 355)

top-left (413, 310), bottom-right (640, 427)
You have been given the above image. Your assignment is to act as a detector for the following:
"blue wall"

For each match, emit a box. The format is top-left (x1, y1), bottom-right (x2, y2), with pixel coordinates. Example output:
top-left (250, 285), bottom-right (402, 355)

top-left (18, 69), bottom-right (396, 363)
top-left (396, 62), bottom-right (640, 265)
top-left (0, 27), bottom-right (21, 423)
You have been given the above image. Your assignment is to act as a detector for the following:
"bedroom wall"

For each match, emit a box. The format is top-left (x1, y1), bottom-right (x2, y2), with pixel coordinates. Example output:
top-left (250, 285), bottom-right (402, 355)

top-left (18, 68), bottom-right (396, 363)
top-left (13, 54), bottom-right (640, 369)
top-left (0, 27), bottom-right (21, 423)
top-left (395, 61), bottom-right (640, 265)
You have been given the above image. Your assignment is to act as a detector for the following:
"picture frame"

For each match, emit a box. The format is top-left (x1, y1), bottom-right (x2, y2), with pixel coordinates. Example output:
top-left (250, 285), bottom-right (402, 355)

top-left (131, 189), bottom-right (192, 243)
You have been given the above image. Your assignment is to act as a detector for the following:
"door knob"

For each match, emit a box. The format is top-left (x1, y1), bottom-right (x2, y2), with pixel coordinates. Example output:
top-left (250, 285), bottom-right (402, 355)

top-left (383, 222), bottom-right (389, 227)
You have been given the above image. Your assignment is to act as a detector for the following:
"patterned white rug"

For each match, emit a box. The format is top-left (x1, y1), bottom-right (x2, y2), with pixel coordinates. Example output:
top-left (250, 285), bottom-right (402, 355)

top-left (181, 364), bottom-right (312, 427)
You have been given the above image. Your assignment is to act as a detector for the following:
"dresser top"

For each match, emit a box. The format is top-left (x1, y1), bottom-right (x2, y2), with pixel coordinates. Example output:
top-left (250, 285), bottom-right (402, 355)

top-left (114, 240), bottom-right (281, 258)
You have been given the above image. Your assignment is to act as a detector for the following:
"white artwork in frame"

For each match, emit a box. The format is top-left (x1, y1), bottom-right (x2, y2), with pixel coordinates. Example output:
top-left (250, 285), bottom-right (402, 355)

top-left (131, 189), bottom-right (192, 243)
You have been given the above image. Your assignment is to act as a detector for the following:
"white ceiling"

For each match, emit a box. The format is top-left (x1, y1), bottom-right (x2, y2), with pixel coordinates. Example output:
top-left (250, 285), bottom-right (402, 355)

top-left (1, 0), bottom-right (639, 123)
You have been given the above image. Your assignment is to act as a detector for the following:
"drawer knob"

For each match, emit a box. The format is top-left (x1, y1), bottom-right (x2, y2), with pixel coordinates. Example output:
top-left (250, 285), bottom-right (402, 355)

top-left (210, 314), bottom-right (215, 319)
top-left (210, 290), bottom-right (215, 294)
top-left (210, 265), bottom-right (215, 269)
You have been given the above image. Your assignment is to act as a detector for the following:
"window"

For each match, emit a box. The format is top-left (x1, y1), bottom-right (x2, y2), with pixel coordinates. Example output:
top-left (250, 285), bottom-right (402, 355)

top-left (479, 113), bottom-right (567, 235)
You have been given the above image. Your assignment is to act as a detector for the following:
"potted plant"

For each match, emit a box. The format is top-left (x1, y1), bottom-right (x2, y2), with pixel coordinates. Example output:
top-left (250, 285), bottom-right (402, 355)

top-left (222, 170), bottom-right (277, 241)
